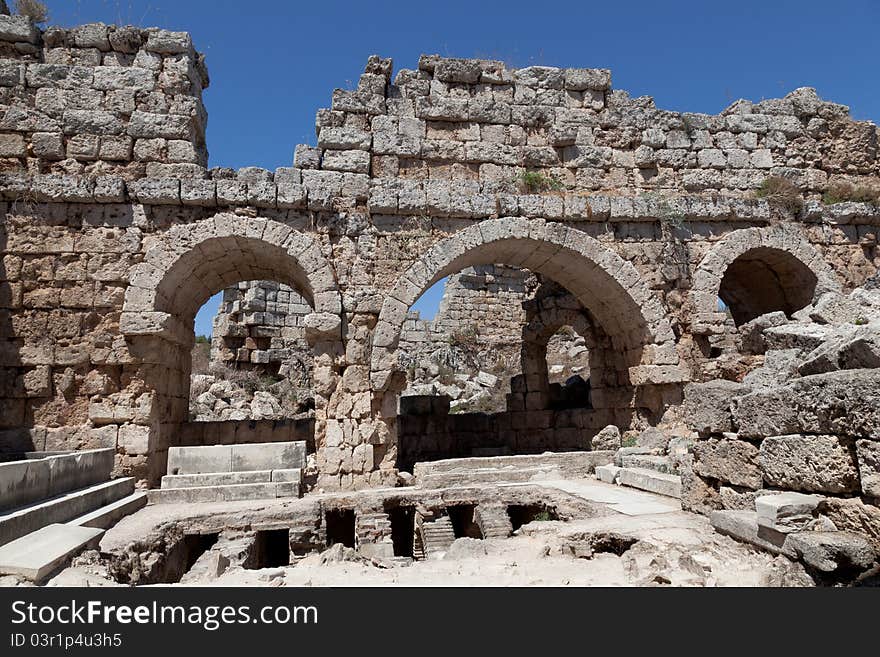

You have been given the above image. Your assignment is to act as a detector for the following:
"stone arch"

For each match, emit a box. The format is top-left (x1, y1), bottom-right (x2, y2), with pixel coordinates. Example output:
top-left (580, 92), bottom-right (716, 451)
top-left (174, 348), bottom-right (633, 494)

top-left (690, 224), bottom-right (841, 329)
top-left (371, 217), bottom-right (682, 391)
top-left (117, 214), bottom-right (343, 485)
top-left (121, 214), bottom-right (341, 339)
top-left (517, 282), bottom-right (635, 422)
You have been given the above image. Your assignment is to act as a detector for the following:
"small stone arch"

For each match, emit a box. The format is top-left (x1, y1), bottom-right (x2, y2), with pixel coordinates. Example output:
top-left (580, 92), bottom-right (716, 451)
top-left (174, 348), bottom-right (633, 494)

top-left (690, 224), bottom-right (841, 329)
top-left (371, 217), bottom-right (683, 391)
top-left (121, 214), bottom-right (342, 343)
top-left (117, 214), bottom-right (343, 485)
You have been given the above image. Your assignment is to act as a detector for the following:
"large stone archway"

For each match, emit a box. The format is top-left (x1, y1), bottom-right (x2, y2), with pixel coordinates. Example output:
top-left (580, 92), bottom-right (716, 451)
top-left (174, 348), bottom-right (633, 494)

top-left (371, 217), bottom-right (683, 390)
top-left (117, 215), bottom-right (343, 484)
top-left (367, 217), bottom-right (687, 476)
top-left (690, 224), bottom-right (842, 331)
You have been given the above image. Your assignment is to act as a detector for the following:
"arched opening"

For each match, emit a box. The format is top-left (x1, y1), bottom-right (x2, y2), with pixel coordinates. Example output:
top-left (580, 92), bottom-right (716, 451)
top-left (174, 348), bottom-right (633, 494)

top-left (119, 219), bottom-right (341, 485)
top-left (546, 326), bottom-right (590, 385)
top-left (380, 219), bottom-right (678, 473)
top-left (399, 265), bottom-right (536, 415)
top-left (188, 279), bottom-right (315, 432)
top-left (719, 247), bottom-right (819, 326)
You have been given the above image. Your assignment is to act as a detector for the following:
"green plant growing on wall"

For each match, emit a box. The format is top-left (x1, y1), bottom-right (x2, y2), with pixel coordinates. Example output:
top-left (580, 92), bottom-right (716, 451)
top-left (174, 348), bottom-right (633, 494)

top-left (14, 0), bottom-right (49, 23)
top-left (822, 181), bottom-right (880, 206)
top-left (756, 176), bottom-right (804, 216)
top-left (517, 170), bottom-right (564, 194)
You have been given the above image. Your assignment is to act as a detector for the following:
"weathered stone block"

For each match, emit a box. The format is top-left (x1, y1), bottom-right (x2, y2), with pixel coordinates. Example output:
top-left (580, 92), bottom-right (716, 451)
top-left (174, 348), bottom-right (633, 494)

top-left (682, 380), bottom-right (746, 436)
top-left (732, 370), bottom-right (880, 440)
top-left (856, 439), bottom-right (880, 499)
top-left (693, 438), bottom-right (762, 489)
top-left (759, 434), bottom-right (860, 494)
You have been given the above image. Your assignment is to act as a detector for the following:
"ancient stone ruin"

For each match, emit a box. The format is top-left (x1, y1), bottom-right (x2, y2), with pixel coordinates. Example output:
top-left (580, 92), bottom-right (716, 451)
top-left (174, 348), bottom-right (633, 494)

top-left (0, 12), bottom-right (878, 586)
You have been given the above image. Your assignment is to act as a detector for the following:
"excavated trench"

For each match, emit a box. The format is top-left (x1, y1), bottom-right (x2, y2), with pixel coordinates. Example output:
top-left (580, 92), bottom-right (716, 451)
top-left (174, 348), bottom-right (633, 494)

top-left (101, 486), bottom-right (593, 585)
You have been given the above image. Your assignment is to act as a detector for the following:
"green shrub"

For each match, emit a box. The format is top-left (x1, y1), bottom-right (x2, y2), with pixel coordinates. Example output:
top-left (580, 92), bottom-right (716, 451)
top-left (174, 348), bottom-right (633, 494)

top-left (14, 0), bottom-right (49, 22)
top-left (822, 181), bottom-right (880, 206)
top-left (755, 176), bottom-right (804, 216)
top-left (518, 170), bottom-right (563, 193)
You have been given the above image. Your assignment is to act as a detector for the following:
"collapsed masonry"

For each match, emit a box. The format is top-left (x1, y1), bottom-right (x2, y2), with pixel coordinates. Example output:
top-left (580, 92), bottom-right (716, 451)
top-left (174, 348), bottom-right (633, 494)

top-left (0, 14), bottom-right (878, 569)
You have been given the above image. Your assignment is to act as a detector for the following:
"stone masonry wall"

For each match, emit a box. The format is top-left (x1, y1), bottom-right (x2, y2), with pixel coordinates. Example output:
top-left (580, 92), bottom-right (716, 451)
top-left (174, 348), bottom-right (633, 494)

top-left (0, 15), bottom-right (878, 497)
top-left (0, 17), bottom-right (209, 180)
top-left (211, 280), bottom-right (312, 375)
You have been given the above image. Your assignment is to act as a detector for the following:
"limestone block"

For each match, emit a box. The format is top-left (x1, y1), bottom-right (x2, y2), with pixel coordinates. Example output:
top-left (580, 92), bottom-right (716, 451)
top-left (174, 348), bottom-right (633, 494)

top-left (682, 379), bottom-right (747, 436)
top-left (856, 440), bottom-right (880, 498)
top-left (322, 149), bottom-right (370, 174)
top-left (128, 110), bottom-right (192, 139)
top-left (755, 492), bottom-right (822, 533)
top-left (818, 498), bottom-right (880, 549)
top-left (759, 434), bottom-right (860, 494)
top-left (798, 326), bottom-right (880, 376)
top-left (127, 178), bottom-right (180, 205)
top-left (732, 370), bottom-right (880, 440)
top-left (693, 438), bottom-right (762, 489)
top-left (0, 14), bottom-right (38, 43)
top-left (564, 68), bottom-right (610, 91)
top-left (591, 425), bottom-right (621, 451)
top-left (93, 66), bottom-right (154, 91)
top-left (786, 531), bottom-right (877, 573)
top-left (145, 29), bottom-right (192, 54)
top-left (318, 127), bottom-right (371, 151)
top-left (117, 424), bottom-right (150, 456)
top-left (762, 323), bottom-right (831, 352)
top-left (738, 311), bottom-right (788, 354)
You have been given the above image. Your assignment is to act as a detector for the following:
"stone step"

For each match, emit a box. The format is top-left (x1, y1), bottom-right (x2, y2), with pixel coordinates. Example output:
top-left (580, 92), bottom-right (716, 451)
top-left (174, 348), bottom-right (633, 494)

top-left (618, 454), bottom-right (675, 474)
top-left (418, 465), bottom-right (565, 488)
top-left (421, 517), bottom-right (455, 558)
top-left (68, 492), bottom-right (147, 530)
top-left (147, 481), bottom-right (300, 504)
top-left (0, 478), bottom-right (135, 547)
top-left (160, 468), bottom-right (301, 489)
top-left (616, 468), bottom-right (682, 498)
top-left (710, 510), bottom-right (795, 558)
top-left (474, 505), bottom-right (513, 539)
top-left (167, 441), bottom-right (306, 476)
top-left (413, 451), bottom-right (614, 480)
top-left (0, 523), bottom-right (104, 583)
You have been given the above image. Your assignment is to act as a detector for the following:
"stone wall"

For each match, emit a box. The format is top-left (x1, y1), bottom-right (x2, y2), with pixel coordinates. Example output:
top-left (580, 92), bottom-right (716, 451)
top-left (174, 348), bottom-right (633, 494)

top-left (0, 18), bottom-right (208, 179)
top-left (210, 280), bottom-right (312, 376)
top-left (0, 15), bottom-right (878, 495)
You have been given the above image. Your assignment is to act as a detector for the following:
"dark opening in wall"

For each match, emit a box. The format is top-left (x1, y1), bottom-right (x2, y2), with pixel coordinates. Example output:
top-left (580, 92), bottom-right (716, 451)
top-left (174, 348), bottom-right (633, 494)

top-left (507, 504), bottom-right (558, 531)
top-left (447, 504), bottom-right (483, 539)
top-left (385, 505), bottom-right (415, 557)
top-left (250, 528), bottom-right (290, 569)
top-left (718, 247), bottom-right (818, 326)
top-left (325, 509), bottom-right (356, 548)
top-left (145, 532), bottom-right (219, 584)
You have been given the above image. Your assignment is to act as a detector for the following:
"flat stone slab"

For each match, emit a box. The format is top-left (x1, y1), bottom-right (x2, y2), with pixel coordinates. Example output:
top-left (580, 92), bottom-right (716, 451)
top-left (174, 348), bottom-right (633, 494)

top-left (0, 523), bottom-right (104, 582)
top-left (0, 478), bottom-right (135, 547)
top-left (710, 510), bottom-right (796, 558)
top-left (147, 481), bottom-right (300, 504)
top-left (517, 478), bottom-right (681, 516)
top-left (756, 492), bottom-right (822, 533)
top-left (161, 468), bottom-right (302, 489)
top-left (595, 464), bottom-right (621, 484)
top-left (617, 468), bottom-right (682, 498)
top-left (166, 441), bottom-right (306, 475)
top-left (68, 492), bottom-right (147, 530)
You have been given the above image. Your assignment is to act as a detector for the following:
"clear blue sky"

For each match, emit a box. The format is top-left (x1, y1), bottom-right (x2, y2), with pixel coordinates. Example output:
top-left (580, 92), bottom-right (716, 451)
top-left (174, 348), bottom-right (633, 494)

top-left (49, 0), bottom-right (880, 335)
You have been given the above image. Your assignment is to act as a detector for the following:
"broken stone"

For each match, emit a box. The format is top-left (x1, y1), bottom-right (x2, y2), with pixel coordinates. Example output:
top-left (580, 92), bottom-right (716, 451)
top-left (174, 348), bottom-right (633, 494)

top-left (755, 492), bottom-right (822, 533)
top-left (591, 425), bottom-right (621, 451)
